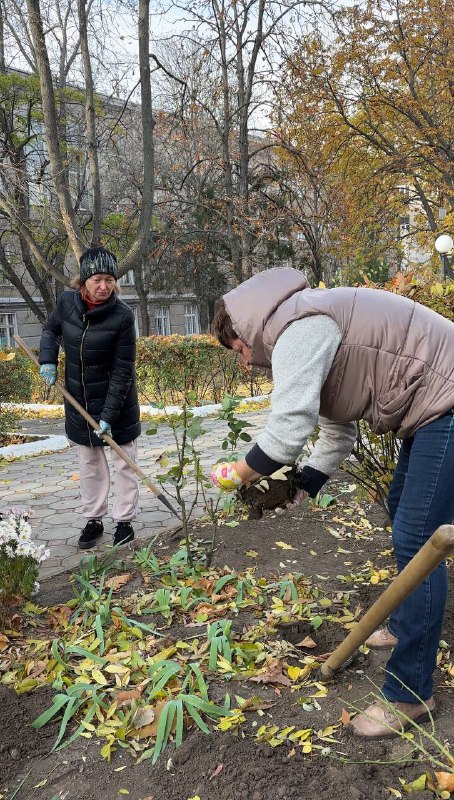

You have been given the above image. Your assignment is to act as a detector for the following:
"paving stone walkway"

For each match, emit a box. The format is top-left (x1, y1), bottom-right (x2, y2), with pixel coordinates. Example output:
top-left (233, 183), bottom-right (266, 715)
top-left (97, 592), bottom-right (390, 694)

top-left (0, 412), bottom-right (269, 578)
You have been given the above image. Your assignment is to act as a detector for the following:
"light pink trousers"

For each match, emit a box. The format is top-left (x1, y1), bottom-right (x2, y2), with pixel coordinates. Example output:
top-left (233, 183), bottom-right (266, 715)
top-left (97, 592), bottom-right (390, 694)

top-left (77, 440), bottom-right (139, 522)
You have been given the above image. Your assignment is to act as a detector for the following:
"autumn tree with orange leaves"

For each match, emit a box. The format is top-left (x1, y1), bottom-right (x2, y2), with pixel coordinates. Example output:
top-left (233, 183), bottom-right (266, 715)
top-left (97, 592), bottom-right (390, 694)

top-left (274, 0), bottom-right (453, 281)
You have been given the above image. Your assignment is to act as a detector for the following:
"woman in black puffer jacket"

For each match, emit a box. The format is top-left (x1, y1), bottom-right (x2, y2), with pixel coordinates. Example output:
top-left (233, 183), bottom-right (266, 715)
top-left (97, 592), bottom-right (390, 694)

top-left (39, 247), bottom-right (141, 549)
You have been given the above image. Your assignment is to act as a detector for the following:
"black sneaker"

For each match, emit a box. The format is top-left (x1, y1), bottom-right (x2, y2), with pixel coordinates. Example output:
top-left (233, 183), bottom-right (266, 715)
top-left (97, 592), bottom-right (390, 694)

top-left (113, 521), bottom-right (135, 546)
top-left (78, 519), bottom-right (104, 550)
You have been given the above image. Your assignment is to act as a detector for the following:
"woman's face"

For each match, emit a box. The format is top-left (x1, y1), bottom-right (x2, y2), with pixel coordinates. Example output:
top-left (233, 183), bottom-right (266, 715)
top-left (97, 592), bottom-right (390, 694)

top-left (84, 273), bottom-right (116, 302)
top-left (230, 337), bottom-right (251, 367)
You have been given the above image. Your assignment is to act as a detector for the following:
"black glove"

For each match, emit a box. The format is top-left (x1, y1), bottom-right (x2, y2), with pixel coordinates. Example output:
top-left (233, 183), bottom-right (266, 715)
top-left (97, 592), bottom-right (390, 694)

top-left (295, 465), bottom-right (329, 498)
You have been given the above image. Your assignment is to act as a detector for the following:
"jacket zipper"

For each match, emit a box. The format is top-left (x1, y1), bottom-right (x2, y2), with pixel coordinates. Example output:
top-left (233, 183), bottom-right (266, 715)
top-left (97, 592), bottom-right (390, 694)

top-left (80, 316), bottom-right (92, 446)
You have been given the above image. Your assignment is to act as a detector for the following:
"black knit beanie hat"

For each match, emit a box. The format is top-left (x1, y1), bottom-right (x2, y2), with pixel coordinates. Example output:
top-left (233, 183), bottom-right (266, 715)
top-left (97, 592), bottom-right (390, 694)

top-left (79, 247), bottom-right (119, 284)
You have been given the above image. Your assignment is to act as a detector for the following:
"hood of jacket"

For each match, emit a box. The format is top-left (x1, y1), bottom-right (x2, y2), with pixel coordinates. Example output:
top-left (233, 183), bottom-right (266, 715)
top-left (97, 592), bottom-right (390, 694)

top-left (223, 268), bottom-right (309, 368)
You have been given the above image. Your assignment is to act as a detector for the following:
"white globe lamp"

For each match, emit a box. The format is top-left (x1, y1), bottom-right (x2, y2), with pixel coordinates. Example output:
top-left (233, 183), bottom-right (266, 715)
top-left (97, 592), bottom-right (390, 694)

top-left (435, 234), bottom-right (453, 254)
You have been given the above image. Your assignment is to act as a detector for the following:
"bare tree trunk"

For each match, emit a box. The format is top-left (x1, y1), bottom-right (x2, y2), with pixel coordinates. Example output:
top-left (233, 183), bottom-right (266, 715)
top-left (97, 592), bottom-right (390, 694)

top-left (235, 0), bottom-right (265, 280)
top-left (413, 180), bottom-right (437, 232)
top-left (134, 262), bottom-right (150, 334)
top-left (26, 0), bottom-right (85, 261)
top-left (121, 0), bottom-right (154, 275)
top-left (0, 242), bottom-right (46, 323)
top-left (78, 0), bottom-right (102, 244)
top-left (213, 0), bottom-right (242, 283)
top-left (0, 2), bottom-right (5, 72)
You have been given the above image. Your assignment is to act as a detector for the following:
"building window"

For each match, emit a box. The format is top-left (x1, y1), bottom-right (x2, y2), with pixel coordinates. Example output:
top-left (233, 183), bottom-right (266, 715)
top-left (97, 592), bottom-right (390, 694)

top-left (184, 303), bottom-right (200, 335)
top-left (399, 216), bottom-right (410, 234)
top-left (397, 185), bottom-right (411, 198)
top-left (118, 270), bottom-right (135, 286)
top-left (154, 306), bottom-right (171, 336)
top-left (0, 312), bottom-right (18, 348)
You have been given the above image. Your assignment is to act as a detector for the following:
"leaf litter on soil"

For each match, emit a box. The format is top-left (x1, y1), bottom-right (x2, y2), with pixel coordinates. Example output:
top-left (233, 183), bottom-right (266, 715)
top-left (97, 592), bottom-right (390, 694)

top-left (2, 487), bottom-right (454, 800)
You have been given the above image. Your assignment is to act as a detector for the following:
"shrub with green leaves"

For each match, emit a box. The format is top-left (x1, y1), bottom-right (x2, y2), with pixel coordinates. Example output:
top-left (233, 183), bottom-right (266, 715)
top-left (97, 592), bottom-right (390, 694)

top-left (136, 334), bottom-right (269, 404)
top-left (0, 347), bottom-right (63, 405)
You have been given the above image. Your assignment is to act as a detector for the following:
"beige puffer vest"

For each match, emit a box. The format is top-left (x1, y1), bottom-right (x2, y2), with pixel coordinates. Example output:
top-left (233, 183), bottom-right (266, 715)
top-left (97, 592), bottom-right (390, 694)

top-left (223, 268), bottom-right (454, 438)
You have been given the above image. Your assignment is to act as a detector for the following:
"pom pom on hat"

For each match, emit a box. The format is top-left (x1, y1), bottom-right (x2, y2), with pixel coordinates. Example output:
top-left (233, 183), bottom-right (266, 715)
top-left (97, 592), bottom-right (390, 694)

top-left (79, 247), bottom-right (118, 284)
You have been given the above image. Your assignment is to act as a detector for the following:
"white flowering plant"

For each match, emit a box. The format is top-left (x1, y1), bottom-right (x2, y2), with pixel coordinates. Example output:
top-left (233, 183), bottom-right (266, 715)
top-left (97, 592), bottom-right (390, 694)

top-left (0, 508), bottom-right (49, 627)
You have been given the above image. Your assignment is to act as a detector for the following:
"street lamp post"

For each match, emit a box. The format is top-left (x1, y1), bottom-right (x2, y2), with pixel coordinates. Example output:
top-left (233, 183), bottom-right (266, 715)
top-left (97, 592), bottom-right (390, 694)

top-left (435, 234), bottom-right (454, 280)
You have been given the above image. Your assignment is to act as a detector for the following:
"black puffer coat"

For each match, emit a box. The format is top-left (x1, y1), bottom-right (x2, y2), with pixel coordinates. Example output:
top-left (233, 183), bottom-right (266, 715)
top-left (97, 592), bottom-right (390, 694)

top-left (39, 290), bottom-right (141, 446)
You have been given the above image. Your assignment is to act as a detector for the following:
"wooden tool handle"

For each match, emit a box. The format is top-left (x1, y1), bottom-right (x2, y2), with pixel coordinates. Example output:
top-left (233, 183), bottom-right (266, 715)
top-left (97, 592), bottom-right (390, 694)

top-left (319, 524), bottom-right (454, 680)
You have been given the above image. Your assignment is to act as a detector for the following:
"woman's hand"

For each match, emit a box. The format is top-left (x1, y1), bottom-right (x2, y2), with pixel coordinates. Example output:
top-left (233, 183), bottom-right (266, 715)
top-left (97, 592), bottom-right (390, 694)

top-left (95, 420), bottom-right (112, 439)
top-left (275, 487), bottom-right (309, 514)
top-left (210, 459), bottom-right (261, 491)
top-left (210, 462), bottom-right (243, 491)
top-left (39, 363), bottom-right (56, 386)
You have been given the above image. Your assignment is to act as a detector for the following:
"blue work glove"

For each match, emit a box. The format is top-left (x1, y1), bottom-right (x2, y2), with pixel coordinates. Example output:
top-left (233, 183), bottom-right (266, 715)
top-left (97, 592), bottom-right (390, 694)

top-left (39, 363), bottom-right (57, 386)
top-left (95, 420), bottom-right (112, 439)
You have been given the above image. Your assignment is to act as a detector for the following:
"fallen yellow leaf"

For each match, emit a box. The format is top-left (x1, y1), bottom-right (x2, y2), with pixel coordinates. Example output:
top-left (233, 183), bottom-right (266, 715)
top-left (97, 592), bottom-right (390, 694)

top-left (275, 541), bottom-right (295, 550)
top-left (287, 665), bottom-right (311, 681)
top-left (92, 669), bottom-right (108, 685)
top-left (401, 773), bottom-right (427, 792)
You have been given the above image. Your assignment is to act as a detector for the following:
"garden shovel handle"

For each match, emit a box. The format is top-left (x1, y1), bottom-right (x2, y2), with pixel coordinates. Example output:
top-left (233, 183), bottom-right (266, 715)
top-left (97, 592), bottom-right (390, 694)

top-left (14, 334), bottom-right (181, 521)
top-left (318, 524), bottom-right (454, 681)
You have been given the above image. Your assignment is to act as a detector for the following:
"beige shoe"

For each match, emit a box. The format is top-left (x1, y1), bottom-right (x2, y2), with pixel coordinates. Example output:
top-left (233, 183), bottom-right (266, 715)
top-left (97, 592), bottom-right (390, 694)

top-left (347, 698), bottom-right (436, 739)
top-left (365, 626), bottom-right (398, 649)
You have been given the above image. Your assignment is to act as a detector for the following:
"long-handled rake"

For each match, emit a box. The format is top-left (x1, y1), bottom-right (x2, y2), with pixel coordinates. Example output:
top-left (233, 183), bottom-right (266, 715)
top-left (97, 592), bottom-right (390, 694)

top-left (14, 334), bottom-right (181, 521)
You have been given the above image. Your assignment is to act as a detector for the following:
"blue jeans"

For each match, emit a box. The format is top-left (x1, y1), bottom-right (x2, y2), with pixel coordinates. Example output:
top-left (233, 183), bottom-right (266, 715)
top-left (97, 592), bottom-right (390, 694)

top-left (383, 409), bottom-right (454, 702)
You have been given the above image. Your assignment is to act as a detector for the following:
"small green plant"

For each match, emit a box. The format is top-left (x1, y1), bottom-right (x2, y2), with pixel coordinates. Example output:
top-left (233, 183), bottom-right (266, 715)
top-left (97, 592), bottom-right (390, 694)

top-left (144, 692), bottom-right (230, 765)
top-left (141, 588), bottom-right (172, 620)
top-left (77, 549), bottom-right (122, 585)
top-left (133, 543), bottom-right (162, 574)
top-left (145, 660), bottom-right (183, 700)
top-left (0, 508), bottom-right (49, 627)
top-left (32, 686), bottom-right (97, 750)
top-left (146, 392), bottom-right (211, 566)
top-left (218, 394), bottom-right (253, 455)
top-left (312, 492), bottom-right (337, 509)
top-left (146, 391), bottom-right (255, 569)
top-left (207, 619), bottom-right (233, 671)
